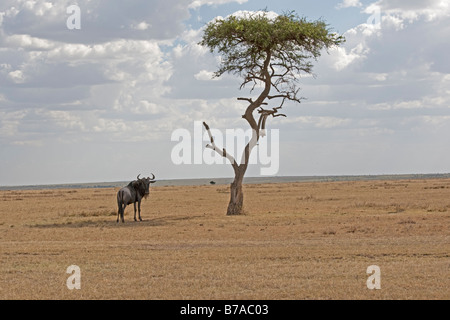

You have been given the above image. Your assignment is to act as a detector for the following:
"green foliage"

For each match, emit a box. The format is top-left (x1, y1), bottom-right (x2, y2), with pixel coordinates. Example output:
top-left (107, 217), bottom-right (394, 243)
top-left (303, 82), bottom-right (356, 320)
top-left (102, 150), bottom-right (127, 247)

top-left (200, 10), bottom-right (345, 84)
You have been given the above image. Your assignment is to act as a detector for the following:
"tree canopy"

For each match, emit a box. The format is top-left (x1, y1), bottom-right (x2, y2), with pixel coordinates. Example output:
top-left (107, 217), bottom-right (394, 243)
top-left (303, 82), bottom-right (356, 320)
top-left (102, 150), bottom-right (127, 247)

top-left (200, 11), bottom-right (345, 108)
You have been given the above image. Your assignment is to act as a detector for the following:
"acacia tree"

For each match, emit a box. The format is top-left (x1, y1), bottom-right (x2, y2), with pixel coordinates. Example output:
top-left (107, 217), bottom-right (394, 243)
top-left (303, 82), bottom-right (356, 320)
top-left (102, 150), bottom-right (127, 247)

top-left (200, 11), bottom-right (344, 215)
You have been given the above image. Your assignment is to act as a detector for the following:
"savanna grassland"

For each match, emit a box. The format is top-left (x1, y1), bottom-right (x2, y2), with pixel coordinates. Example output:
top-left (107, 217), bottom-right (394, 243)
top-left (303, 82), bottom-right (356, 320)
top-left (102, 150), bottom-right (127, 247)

top-left (0, 178), bottom-right (449, 300)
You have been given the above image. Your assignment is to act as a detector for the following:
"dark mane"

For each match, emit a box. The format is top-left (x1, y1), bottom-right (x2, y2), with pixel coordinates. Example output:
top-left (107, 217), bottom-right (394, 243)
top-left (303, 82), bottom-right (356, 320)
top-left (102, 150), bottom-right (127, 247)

top-left (136, 181), bottom-right (147, 197)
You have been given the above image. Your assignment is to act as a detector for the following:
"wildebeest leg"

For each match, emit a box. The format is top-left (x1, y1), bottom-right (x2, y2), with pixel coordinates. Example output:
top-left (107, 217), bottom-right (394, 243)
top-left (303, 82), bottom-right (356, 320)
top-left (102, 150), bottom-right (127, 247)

top-left (121, 204), bottom-right (126, 223)
top-left (138, 200), bottom-right (142, 221)
top-left (120, 204), bottom-right (126, 223)
top-left (117, 204), bottom-right (124, 223)
top-left (133, 202), bottom-right (137, 221)
top-left (117, 202), bottom-right (122, 223)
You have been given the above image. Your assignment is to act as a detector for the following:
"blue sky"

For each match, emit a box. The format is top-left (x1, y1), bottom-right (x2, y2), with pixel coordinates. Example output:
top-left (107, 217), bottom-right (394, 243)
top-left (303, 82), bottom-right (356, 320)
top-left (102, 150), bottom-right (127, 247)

top-left (0, 0), bottom-right (449, 186)
top-left (187, 0), bottom-right (370, 32)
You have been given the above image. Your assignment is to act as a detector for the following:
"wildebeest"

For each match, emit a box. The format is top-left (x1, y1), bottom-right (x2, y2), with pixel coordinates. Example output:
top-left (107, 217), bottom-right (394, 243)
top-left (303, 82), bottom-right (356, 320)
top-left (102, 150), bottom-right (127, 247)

top-left (117, 174), bottom-right (156, 223)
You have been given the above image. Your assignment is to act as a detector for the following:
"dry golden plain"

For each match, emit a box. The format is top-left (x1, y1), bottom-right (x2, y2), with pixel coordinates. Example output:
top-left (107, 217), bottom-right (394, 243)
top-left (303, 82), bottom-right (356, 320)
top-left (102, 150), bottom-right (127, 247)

top-left (1, 178), bottom-right (449, 300)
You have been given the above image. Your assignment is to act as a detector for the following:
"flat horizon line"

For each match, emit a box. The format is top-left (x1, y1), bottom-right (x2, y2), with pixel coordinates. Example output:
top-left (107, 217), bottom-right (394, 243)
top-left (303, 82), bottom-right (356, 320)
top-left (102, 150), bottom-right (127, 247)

top-left (1, 173), bottom-right (450, 191)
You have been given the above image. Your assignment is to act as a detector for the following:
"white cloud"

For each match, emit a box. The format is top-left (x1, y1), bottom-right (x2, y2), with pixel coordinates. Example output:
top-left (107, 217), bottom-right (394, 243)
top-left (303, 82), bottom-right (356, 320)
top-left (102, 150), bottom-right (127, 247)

top-left (46, 40), bottom-right (164, 61)
top-left (370, 73), bottom-right (388, 81)
top-left (228, 10), bottom-right (278, 20)
top-left (93, 118), bottom-right (128, 133)
top-left (1, 0), bottom-right (191, 44)
top-left (291, 116), bottom-right (352, 129)
top-left (368, 0), bottom-right (450, 22)
top-left (381, 14), bottom-right (405, 30)
top-left (11, 140), bottom-right (43, 147)
top-left (336, 0), bottom-right (362, 9)
top-left (2, 34), bottom-right (54, 50)
top-left (46, 110), bottom-right (86, 131)
top-left (329, 43), bottom-right (369, 71)
top-left (189, 0), bottom-right (248, 10)
top-left (422, 115), bottom-right (450, 127)
top-left (194, 69), bottom-right (218, 81)
top-left (132, 101), bottom-right (163, 115)
top-left (0, 110), bottom-right (26, 138)
top-left (133, 21), bottom-right (151, 30)
top-left (8, 70), bottom-right (25, 83)
top-left (27, 1), bottom-right (53, 16)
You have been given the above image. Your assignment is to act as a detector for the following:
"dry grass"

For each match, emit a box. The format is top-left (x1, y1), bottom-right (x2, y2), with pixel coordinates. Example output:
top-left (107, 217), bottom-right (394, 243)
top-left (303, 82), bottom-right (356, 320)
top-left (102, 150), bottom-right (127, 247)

top-left (0, 178), bottom-right (449, 300)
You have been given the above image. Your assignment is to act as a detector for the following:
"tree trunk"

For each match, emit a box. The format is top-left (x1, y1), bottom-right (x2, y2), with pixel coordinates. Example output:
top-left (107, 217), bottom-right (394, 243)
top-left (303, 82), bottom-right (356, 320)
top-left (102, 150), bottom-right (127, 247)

top-left (227, 169), bottom-right (245, 215)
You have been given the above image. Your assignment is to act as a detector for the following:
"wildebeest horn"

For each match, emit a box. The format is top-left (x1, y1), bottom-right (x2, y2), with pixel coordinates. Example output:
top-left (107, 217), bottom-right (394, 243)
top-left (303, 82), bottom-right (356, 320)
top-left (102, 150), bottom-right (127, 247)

top-left (150, 173), bottom-right (155, 180)
top-left (137, 174), bottom-right (141, 180)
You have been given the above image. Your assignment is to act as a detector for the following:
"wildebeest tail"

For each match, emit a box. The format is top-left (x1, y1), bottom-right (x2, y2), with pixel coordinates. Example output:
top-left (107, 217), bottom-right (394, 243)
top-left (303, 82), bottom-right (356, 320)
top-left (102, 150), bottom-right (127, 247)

top-left (117, 190), bottom-right (124, 214)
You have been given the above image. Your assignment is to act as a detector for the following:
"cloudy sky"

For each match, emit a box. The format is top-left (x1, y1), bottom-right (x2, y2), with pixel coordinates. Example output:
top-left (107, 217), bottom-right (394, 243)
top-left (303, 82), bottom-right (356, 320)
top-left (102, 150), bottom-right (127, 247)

top-left (1, 0), bottom-right (449, 186)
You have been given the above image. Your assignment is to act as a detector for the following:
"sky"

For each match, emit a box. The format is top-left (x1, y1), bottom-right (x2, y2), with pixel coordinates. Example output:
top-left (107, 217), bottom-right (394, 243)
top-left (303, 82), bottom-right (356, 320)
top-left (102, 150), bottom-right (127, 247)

top-left (0, 0), bottom-right (449, 186)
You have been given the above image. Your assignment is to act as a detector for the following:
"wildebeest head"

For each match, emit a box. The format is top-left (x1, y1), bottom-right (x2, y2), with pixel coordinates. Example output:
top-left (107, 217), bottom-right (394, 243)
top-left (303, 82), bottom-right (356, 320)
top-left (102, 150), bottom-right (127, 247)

top-left (132, 173), bottom-right (156, 199)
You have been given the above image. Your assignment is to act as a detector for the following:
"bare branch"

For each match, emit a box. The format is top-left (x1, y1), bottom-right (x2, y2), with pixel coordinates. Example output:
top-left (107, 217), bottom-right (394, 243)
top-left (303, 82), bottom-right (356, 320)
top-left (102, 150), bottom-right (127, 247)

top-left (237, 97), bottom-right (253, 104)
top-left (267, 94), bottom-right (288, 100)
top-left (255, 105), bottom-right (287, 139)
top-left (269, 63), bottom-right (276, 77)
top-left (203, 122), bottom-right (238, 171)
top-left (237, 97), bottom-right (268, 108)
